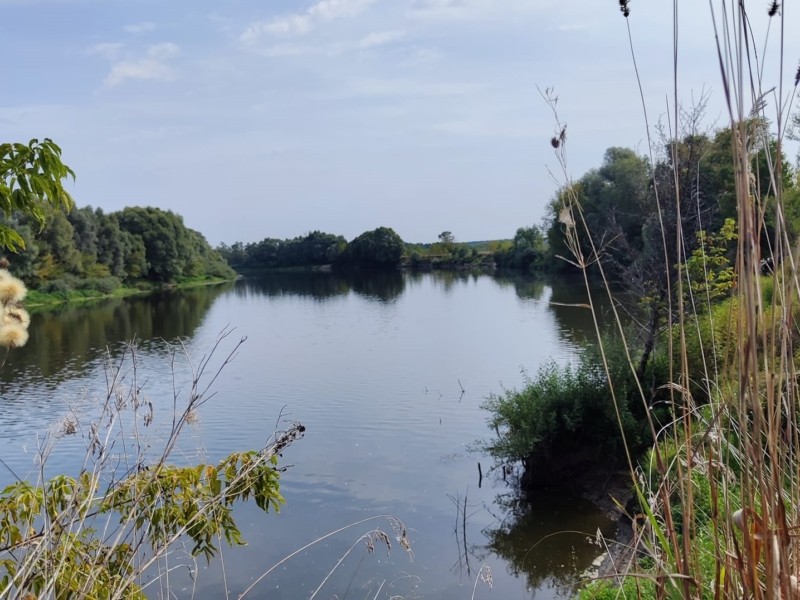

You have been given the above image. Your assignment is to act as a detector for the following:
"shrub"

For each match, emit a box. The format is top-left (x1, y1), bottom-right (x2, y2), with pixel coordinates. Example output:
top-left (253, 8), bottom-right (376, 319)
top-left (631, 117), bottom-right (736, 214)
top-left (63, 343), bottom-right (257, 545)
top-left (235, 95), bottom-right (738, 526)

top-left (480, 337), bottom-right (659, 487)
top-left (0, 333), bottom-right (305, 599)
top-left (77, 276), bottom-right (121, 294)
top-left (41, 278), bottom-right (73, 295)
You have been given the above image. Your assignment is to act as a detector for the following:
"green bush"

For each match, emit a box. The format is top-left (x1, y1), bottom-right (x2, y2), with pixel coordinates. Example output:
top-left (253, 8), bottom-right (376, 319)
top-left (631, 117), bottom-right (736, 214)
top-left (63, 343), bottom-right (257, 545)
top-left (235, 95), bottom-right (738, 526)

top-left (579, 576), bottom-right (656, 599)
top-left (480, 338), bottom-right (660, 486)
top-left (41, 278), bottom-right (73, 295)
top-left (81, 276), bottom-right (121, 294)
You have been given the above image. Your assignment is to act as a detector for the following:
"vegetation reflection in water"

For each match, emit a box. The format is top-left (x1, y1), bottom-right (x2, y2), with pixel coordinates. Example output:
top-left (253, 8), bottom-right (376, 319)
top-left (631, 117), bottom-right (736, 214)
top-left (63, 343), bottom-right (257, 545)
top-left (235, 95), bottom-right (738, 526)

top-left (0, 271), bottom-right (622, 598)
top-left (1, 283), bottom-right (234, 386)
top-left (482, 493), bottom-right (617, 596)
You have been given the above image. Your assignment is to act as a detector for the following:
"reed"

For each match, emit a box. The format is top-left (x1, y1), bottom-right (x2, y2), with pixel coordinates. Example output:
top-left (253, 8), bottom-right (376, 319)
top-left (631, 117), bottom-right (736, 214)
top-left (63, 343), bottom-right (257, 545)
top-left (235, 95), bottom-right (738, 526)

top-left (565, 2), bottom-right (800, 598)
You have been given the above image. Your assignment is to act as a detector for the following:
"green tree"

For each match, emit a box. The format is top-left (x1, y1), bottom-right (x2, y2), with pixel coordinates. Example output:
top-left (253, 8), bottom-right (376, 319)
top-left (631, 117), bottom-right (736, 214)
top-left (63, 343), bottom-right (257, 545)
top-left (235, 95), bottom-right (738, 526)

top-left (95, 209), bottom-right (127, 278)
top-left (437, 231), bottom-right (455, 254)
top-left (342, 227), bottom-right (404, 267)
top-left (497, 225), bottom-right (548, 271)
top-left (682, 218), bottom-right (737, 305)
top-left (35, 208), bottom-right (82, 278)
top-left (118, 207), bottom-right (194, 282)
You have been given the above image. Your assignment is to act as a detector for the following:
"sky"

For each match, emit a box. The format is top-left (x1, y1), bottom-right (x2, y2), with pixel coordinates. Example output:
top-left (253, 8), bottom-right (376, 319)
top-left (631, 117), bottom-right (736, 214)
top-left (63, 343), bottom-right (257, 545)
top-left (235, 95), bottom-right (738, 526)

top-left (1, 0), bottom-right (798, 246)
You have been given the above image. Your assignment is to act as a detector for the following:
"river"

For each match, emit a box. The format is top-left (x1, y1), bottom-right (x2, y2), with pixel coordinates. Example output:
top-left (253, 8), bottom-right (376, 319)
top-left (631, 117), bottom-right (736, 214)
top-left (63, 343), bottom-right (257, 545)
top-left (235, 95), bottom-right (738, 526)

top-left (0, 270), bottom-right (620, 599)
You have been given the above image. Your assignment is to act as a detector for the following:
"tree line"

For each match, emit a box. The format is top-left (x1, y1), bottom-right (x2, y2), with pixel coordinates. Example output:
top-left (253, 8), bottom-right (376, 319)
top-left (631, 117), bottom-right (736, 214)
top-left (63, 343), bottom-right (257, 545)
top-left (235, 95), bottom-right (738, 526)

top-left (3, 204), bottom-right (234, 292)
top-left (217, 226), bottom-right (405, 270)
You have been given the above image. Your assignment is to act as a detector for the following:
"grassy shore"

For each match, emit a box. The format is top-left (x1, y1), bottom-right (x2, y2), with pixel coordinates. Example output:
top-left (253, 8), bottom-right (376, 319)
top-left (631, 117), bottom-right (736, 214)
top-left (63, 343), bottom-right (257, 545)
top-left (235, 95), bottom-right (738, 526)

top-left (25, 275), bottom-right (236, 310)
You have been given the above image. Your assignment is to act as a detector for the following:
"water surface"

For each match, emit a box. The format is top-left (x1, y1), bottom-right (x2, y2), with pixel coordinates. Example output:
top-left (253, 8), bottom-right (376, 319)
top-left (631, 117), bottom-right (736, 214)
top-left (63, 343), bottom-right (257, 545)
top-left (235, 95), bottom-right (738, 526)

top-left (0, 271), bottom-right (617, 599)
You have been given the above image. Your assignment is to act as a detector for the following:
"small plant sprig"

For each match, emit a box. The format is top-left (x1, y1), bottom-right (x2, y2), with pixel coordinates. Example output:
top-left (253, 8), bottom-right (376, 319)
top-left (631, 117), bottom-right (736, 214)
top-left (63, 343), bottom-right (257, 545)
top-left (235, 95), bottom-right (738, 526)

top-left (0, 332), bottom-right (305, 600)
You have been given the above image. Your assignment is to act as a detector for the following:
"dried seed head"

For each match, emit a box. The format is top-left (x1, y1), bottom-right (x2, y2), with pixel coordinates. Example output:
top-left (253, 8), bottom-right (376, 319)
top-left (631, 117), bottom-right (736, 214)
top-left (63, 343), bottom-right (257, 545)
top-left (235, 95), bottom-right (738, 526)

top-left (62, 418), bottom-right (78, 436)
top-left (768, 1), bottom-right (780, 17)
top-left (4, 306), bottom-right (31, 329)
top-left (479, 565), bottom-right (493, 589)
top-left (0, 273), bottom-right (27, 303)
top-left (550, 136), bottom-right (560, 148)
top-left (375, 530), bottom-right (391, 554)
top-left (619, 0), bottom-right (631, 17)
top-left (0, 324), bottom-right (29, 348)
top-left (558, 206), bottom-right (575, 228)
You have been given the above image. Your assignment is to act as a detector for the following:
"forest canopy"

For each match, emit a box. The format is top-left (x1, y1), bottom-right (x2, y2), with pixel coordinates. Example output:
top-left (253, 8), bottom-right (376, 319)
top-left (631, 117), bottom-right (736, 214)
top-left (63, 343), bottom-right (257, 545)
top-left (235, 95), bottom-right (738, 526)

top-left (2, 203), bottom-right (234, 289)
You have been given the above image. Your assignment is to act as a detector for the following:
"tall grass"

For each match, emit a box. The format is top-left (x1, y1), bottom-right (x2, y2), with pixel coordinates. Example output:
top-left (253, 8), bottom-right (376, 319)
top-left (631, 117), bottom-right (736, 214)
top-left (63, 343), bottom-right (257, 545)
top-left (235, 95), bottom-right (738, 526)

top-left (553, 2), bottom-right (800, 597)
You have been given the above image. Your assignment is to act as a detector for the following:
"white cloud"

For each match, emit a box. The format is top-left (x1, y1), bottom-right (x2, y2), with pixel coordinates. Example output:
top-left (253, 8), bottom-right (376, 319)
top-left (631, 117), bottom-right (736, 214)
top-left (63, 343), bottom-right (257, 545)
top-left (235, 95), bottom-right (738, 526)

top-left (103, 43), bottom-right (179, 87)
top-left (409, 0), bottom-right (541, 22)
top-left (105, 60), bottom-right (174, 87)
top-left (241, 0), bottom-right (376, 43)
top-left (308, 0), bottom-right (376, 21)
top-left (349, 77), bottom-right (481, 97)
top-left (147, 42), bottom-right (179, 59)
top-left (244, 14), bottom-right (312, 39)
top-left (357, 29), bottom-right (406, 49)
top-left (124, 21), bottom-right (157, 34)
top-left (87, 42), bottom-right (124, 59)
top-left (259, 43), bottom-right (316, 58)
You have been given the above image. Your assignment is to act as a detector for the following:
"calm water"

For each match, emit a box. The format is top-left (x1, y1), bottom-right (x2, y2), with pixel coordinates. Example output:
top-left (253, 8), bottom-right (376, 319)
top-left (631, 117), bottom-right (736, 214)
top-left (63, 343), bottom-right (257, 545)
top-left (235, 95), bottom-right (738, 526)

top-left (0, 271), bottom-right (618, 599)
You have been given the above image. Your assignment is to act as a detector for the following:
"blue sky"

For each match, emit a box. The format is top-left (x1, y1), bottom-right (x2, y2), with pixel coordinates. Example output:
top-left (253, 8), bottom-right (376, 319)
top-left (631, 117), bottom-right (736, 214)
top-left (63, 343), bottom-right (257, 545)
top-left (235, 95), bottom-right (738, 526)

top-left (1, 0), bottom-right (798, 245)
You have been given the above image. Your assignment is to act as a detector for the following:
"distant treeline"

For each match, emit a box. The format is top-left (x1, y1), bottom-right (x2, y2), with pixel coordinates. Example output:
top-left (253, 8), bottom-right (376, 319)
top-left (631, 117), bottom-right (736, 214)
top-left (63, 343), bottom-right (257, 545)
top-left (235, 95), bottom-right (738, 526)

top-left (218, 226), bottom-right (549, 273)
top-left (226, 118), bottom-right (800, 280)
top-left (217, 227), bottom-right (405, 270)
top-left (3, 204), bottom-right (234, 292)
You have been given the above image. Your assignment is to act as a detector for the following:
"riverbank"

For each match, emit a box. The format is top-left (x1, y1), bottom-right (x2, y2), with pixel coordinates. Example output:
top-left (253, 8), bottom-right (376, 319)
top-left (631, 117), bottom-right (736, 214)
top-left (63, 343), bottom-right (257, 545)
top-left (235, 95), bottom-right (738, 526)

top-left (575, 469), bottom-right (638, 584)
top-left (25, 276), bottom-right (236, 311)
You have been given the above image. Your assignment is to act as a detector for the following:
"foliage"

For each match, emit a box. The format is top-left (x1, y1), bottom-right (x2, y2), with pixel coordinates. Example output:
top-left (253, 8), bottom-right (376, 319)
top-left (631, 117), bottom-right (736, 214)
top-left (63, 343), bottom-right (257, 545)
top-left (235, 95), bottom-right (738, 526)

top-left (217, 230), bottom-right (347, 270)
top-left (545, 147), bottom-right (650, 276)
top-left (340, 226), bottom-right (404, 267)
top-left (494, 225), bottom-right (548, 271)
top-left (437, 231), bottom-right (455, 253)
top-left (682, 217), bottom-right (737, 306)
top-left (0, 334), bottom-right (304, 600)
top-left (0, 139), bottom-right (74, 251)
top-left (547, 4), bottom-right (800, 598)
top-left (480, 338), bottom-right (664, 486)
top-left (3, 203), bottom-right (234, 290)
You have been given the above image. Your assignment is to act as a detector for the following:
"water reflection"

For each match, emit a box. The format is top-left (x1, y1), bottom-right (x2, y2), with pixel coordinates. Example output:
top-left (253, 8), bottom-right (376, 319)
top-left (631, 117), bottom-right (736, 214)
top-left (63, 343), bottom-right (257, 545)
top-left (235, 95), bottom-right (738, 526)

top-left (349, 270), bottom-right (405, 302)
top-left (480, 493), bottom-right (617, 596)
top-left (234, 270), bottom-right (406, 302)
top-left (494, 273), bottom-right (546, 301)
top-left (0, 271), bottom-right (620, 599)
top-left (1, 283), bottom-right (232, 388)
top-left (234, 271), bottom-right (351, 300)
top-left (547, 276), bottom-right (624, 344)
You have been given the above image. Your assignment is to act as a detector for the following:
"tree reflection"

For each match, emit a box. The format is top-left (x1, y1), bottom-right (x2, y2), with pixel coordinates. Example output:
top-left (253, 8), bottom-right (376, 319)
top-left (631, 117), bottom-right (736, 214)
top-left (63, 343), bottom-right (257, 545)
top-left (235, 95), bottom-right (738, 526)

top-left (546, 276), bottom-right (628, 344)
top-left (492, 273), bottom-right (546, 301)
top-left (479, 492), bottom-right (617, 596)
top-left (1, 283), bottom-right (233, 386)
top-left (349, 270), bottom-right (405, 302)
top-left (235, 270), bottom-right (407, 303)
top-left (234, 271), bottom-right (351, 300)
top-left (429, 271), bottom-right (472, 294)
